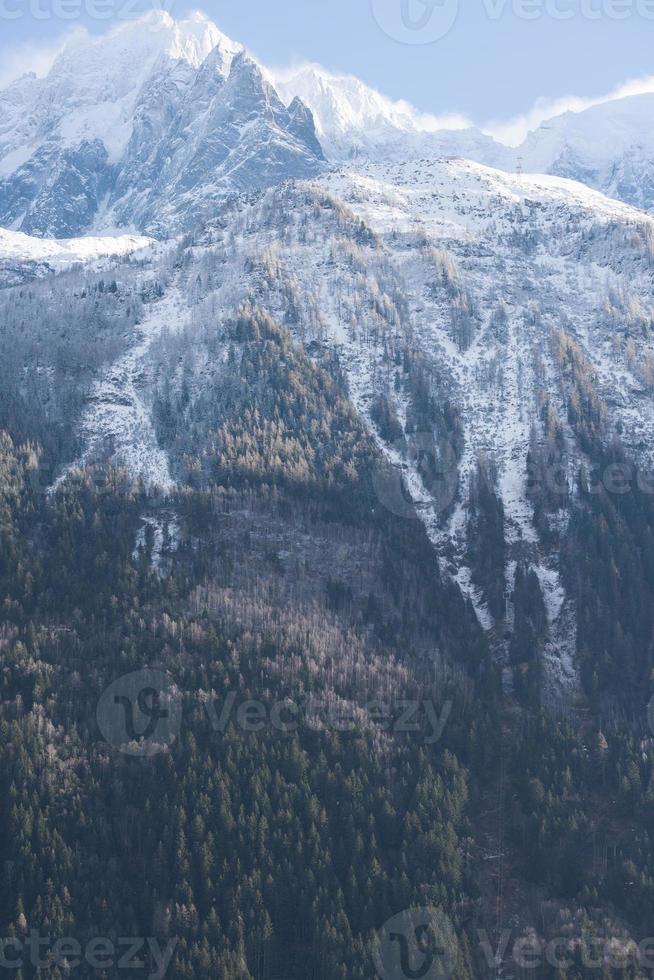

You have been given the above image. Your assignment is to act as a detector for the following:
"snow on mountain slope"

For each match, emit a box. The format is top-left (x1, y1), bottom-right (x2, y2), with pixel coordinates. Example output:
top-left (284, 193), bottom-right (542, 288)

top-left (317, 161), bottom-right (654, 486)
top-left (56, 280), bottom-right (186, 493)
top-left (273, 63), bottom-right (506, 165)
top-left (326, 156), bottom-right (645, 235)
top-left (519, 93), bottom-right (654, 211)
top-left (0, 226), bottom-right (153, 286)
top-left (128, 159), bottom-right (654, 694)
top-left (0, 226), bottom-right (152, 267)
top-left (0, 12), bottom-right (323, 238)
top-left (313, 160), bottom-right (654, 692)
top-left (36, 153), bottom-right (654, 695)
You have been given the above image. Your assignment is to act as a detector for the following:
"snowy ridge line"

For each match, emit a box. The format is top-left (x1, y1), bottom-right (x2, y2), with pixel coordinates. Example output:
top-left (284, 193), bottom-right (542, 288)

top-left (5, 11), bottom-right (654, 242)
top-left (0, 227), bottom-right (153, 272)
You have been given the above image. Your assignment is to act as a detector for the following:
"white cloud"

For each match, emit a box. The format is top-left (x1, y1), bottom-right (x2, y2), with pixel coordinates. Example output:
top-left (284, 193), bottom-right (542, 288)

top-left (2, 18), bottom-right (654, 153)
top-left (0, 29), bottom-right (86, 90)
top-left (485, 75), bottom-right (654, 146)
top-left (271, 60), bottom-right (474, 136)
top-left (273, 59), bottom-right (654, 148)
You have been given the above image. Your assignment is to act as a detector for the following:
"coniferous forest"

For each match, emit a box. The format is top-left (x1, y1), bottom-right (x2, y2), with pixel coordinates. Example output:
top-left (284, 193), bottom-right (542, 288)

top-left (1, 250), bottom-right (654, 980)
top-left (6, 7), bottom-right (654, 978)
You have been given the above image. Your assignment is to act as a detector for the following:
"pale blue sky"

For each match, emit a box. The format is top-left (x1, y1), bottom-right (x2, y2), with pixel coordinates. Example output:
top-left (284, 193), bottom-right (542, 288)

top-left (4, 0), bottom-right (654, 126)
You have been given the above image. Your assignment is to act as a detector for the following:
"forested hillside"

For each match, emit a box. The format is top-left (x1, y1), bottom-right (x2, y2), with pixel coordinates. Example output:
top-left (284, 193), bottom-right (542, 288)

top-left (0, 324), bottom-right (496, 976)
top-left (1, 255), bottom-right (654, 977)
top-left (3, 57), bottom-right (654, 973)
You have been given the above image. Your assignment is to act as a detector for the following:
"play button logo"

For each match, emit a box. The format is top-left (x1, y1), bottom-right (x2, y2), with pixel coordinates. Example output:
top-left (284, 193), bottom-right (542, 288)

top-left (371, 0), bottom-right (459, 44)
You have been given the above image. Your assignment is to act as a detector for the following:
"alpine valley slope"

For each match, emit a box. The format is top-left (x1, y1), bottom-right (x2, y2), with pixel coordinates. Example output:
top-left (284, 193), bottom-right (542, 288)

top-left (3, 13), bottom-right (654, 701)
top-left (24, 155), bottom-right (654, 703)
top-left (5, 15), bottom-right (654, 974)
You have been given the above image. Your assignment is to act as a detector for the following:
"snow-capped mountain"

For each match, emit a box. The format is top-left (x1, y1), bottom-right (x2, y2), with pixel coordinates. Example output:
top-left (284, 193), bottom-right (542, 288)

top-left (273, 63), bottom-right (508, 167)
top-left (3, 11), bottom-right (654, 237)
top-left (0, 12), bottom-right (323, 237)
top-left (275, 62), bottom-right (654, 211)
top-left (4, 12), bottom-right (654, 964)
top-left (3, 11), bottom-right (654, 696)
top-left (518, 93), bottom-right (654, 212)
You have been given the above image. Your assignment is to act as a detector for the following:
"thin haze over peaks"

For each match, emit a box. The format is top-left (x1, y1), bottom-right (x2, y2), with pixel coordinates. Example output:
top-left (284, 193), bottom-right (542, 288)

top-left (1, 8), bottom-right (654, 147)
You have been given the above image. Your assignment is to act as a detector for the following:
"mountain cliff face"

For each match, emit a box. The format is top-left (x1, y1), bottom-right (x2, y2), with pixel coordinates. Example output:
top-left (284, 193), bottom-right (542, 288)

top-left (109, 49), bottom-right (324, 235)
top-left (0, 12), bottom-right (324, 237)
top-left (2, 15), bottom-right (654, 977)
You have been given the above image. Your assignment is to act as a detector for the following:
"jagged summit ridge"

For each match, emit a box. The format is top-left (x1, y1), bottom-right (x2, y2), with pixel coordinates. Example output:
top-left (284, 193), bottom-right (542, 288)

top-left (3, 11), bottom-right (654, 235)
top-left (275, 63), bottom-right (654, 211)
top-left (0, 12), bottom-right (323, 238)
